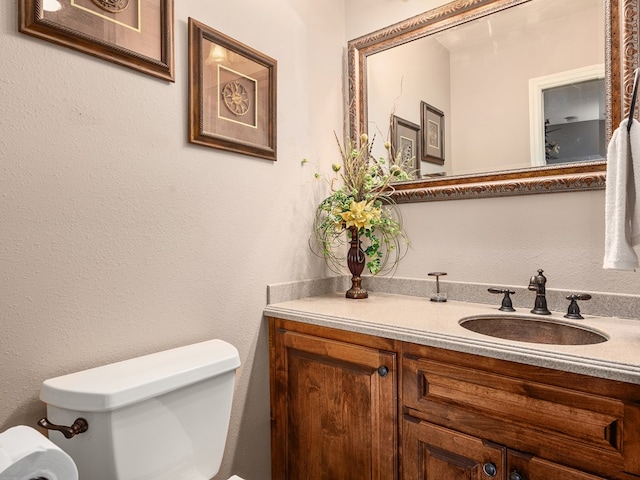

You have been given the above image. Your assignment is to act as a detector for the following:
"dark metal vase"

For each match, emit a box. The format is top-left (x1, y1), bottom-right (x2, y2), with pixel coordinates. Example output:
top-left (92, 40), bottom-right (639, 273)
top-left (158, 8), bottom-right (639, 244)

top-left (346, 226), bottom-right (368, 299)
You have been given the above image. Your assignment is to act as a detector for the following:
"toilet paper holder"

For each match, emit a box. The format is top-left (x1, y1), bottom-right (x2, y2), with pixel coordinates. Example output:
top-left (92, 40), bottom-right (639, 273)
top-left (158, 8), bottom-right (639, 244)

top-left (37, 417), bottom-right (88, 439)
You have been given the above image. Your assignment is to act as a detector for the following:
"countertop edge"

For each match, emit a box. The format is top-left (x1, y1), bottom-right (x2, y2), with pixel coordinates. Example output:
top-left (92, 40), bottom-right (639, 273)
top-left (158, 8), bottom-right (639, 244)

top-left (264, 301), bottom-right (640, 385)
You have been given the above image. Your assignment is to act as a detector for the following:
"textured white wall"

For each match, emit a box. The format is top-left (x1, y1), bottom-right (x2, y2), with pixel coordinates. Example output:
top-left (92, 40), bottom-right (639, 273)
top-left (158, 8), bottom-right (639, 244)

top-left (0, 1), bottom-right (344, 478)
top-left (394, 189), bottom-right (640, 295)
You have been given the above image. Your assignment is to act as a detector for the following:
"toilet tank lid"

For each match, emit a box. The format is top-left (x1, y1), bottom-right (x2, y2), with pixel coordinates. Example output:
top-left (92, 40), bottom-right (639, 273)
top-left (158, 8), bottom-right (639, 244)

top-left (40, 339), bottom-right (240, 412)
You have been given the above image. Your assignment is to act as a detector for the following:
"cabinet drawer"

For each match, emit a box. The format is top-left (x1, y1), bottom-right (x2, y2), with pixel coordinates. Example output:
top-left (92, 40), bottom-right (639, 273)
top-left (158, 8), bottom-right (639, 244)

top-left (401, 344), bottom-right (640, 478)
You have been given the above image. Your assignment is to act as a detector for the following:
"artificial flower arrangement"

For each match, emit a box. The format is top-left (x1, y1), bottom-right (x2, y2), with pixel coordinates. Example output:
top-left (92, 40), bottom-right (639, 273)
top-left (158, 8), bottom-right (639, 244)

top-left (307, 132), bottom-right (413, 279)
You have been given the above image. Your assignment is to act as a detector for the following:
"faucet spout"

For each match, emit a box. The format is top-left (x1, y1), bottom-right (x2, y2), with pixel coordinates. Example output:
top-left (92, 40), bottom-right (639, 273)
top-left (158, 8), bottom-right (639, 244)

top-left (528, 269), bottom-right (551, 315)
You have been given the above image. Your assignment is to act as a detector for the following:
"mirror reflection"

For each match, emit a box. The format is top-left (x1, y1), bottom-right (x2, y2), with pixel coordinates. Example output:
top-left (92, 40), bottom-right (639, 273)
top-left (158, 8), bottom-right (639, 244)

top-left (366, 0), bottom-right (604, 180)
top-left (540, 76), bottom-right (605, 165)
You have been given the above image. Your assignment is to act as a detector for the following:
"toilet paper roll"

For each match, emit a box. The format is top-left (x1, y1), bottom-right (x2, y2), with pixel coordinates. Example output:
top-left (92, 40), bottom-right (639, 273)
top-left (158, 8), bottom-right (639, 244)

top-left (0, 425), bottom-right (78, 480)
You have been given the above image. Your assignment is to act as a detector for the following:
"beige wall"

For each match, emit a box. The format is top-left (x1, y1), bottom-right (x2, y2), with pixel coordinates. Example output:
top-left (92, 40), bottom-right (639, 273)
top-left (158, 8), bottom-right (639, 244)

top-left (0, 1), bottom-right (344, 478)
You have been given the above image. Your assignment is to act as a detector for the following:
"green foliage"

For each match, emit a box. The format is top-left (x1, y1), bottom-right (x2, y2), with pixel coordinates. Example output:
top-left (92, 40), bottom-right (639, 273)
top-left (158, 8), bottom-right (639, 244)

top-left (308, 133), bottom-right (410, 275)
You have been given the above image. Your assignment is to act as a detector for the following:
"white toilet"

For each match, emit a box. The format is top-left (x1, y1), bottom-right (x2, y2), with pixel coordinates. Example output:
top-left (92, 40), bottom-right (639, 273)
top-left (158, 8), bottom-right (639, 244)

top-left (38, 339), bottom-right (244, 480)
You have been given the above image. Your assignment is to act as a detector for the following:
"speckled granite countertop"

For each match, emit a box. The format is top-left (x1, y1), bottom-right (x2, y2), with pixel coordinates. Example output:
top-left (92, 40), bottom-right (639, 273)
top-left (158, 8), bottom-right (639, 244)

top-left (264, 291), bottom-right (640, 385)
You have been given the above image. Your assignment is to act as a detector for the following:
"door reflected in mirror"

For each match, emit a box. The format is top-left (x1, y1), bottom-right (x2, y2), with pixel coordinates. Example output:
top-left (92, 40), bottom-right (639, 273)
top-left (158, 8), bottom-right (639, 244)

top-left (542, 78), bottom-right (606, 165)
top-left (529, 65), bottom-right (605, 167)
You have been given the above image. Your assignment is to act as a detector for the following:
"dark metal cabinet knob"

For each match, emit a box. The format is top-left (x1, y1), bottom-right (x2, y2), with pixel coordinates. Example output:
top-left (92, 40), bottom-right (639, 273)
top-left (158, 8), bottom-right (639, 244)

top-left (482, 462), bottom-right (497, 477)
top-left (377, 366), bottom-right (389, 377)
top-left (565, 294), bottom-right (592, 319)
top-left (509, 470), bottom-right (524, 480)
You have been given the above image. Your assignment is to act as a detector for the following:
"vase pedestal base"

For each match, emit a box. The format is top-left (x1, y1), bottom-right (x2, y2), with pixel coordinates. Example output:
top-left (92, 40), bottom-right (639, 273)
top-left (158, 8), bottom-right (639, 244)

top-left (346, 276), bottom-right (368, 299)
top-left (346, 287), bottom-right (368, 299)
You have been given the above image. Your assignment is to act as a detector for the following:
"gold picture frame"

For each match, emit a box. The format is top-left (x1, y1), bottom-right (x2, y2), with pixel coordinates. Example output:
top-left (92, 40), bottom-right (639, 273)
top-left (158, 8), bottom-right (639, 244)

top-left (19, 0), bottom-right (175, 82)
top-left (188, 18), bottom-right (277, 161)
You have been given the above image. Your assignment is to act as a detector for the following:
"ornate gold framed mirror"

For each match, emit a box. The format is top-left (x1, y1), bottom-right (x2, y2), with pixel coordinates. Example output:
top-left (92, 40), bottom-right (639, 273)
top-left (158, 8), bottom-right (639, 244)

top-left (347, 0), bottom-right (638, 202)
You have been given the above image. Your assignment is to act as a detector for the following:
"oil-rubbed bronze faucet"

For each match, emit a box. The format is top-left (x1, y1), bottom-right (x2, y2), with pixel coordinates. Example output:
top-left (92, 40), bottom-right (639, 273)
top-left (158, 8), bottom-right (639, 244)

top-left (528, 269), bottom-right (551, 315)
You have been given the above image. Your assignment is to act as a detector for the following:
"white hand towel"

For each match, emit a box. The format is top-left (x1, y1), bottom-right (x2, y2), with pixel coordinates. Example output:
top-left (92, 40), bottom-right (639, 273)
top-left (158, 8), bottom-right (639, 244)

top-left (603, 118), bottom-right (640, 270)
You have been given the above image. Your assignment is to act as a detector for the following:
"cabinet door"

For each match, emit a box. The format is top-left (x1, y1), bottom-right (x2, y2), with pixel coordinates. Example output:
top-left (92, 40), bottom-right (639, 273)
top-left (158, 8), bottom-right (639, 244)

top-left (507, 449), bottom-right (606, 480)
top-left (403, 418), bottom-right (505, 479)
top-left (270, 322), bottom-right (397, 480)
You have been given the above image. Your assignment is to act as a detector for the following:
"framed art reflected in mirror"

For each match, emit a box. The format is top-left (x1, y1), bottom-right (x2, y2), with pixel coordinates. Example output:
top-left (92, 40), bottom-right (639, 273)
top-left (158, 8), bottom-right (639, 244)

top-left (19, 0), bottom-right (175, 81)
top-left (188, 18), bottom-right (277, 161)
top-left (392, 115), bottom-right (421, 178)
top-left (421, 102), bottom-right (445, 166)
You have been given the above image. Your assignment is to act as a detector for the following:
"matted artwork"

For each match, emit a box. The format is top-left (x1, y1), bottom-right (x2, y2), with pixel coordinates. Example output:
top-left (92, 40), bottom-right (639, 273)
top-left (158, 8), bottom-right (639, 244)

top-left (188, 18), bottom-right (277, 161)
top-left (420, 101), bottom-right (445, 165)
top-left (391, 115), bottom-right (420, 177)
top-left (19, 0), bottom-right (175, 81)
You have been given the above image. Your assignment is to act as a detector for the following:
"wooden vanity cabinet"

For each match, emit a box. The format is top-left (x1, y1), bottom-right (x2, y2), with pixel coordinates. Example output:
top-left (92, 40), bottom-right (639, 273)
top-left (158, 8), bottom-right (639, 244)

top-left (269, 317), bottom-right (399, 480)
top-left (269, 317), bottom-right (640, 479)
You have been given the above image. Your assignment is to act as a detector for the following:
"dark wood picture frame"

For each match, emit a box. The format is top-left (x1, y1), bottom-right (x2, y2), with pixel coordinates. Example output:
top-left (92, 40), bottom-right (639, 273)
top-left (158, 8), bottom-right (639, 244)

top-left (391, 115), bottom-right (421, 178)
top-left (188, 18), bottom-right (277, 161)
top-left (19, 0), bottom-right (175, 82)
top-left (420, 101), bottom-right (445, 165)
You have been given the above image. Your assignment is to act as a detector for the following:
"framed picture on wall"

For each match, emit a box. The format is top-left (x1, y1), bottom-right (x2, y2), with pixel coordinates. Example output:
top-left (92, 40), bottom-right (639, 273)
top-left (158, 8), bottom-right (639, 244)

top-left (420, 101), bottom-right (445, 165)
top-left (19, 0), bottom-right (175, 81)
top-left (391, 115), bottom-right (420, 177)
top-left (188, 18), bottom-right (277, 161)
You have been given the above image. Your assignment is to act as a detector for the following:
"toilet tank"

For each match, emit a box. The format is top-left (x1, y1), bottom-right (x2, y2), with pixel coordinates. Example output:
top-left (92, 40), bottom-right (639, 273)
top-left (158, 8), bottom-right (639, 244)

top-left (40, 339), bottom-right (241, 480)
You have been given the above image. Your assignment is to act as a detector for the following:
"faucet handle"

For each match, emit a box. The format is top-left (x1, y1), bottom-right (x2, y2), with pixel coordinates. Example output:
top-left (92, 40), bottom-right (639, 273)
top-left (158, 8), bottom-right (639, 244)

top-left (564, 294), bottom-right (592, 320)
top-left (488, 288), bottom-right (516, 312)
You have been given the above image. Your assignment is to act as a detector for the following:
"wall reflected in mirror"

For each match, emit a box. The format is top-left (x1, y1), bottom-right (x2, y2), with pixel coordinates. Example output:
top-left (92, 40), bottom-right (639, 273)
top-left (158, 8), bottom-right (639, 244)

top-left (365, 0), bottom-right (604, 182)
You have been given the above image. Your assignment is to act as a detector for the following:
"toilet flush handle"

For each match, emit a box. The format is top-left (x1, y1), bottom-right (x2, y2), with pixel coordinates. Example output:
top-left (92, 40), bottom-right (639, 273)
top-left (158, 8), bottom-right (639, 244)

top-left (38, 417), bottom-right (88, 439)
